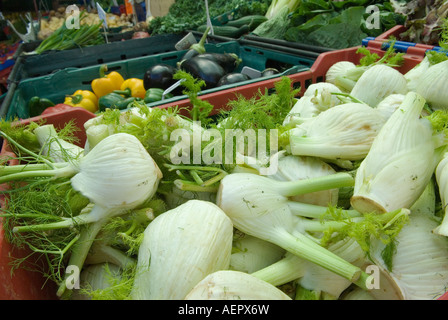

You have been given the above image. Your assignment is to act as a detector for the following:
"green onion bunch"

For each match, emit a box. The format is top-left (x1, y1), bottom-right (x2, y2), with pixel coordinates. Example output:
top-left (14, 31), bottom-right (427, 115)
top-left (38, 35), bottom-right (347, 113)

top-left (35, 11), bottom-right (105, 54)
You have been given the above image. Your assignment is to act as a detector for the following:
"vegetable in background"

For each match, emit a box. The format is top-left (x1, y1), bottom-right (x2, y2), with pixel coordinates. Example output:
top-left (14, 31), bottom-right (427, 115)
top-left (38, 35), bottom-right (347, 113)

top-left (27, 96), bottom-right (55, 117)
top-left (143, 64), bottom-right (179, 92)
top-left (265, 0), bottom-right (300, 19)
top-left (98, 92), bottom-right (135, 112)
top-left (179, 56), bottom-right (226, 89)
top-left (144, 88), bottom-right (172, 104)
top-left (252, 6), bottom-right (291, 39)
top-left (392, 0), bottom-right (448, 45)
top-left (64, 90), bottom-right (99, 113)
top-left (283, 1), bottom-right (405, 49)
top-left (91, 65), bottom-right (125, 99)
top-left (148, 0), bottom-right (272, 35)
top-left (181, 26), bottom-right (210, 61)
top-left (34, 11), bottom-right (105, 54)
top-left (116, 78), bottom-right (146, 99)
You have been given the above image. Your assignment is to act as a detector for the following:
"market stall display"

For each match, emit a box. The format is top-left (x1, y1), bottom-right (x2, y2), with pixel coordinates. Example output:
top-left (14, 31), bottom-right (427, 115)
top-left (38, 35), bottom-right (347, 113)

top-left (1, 0), bottom-right (448, 303)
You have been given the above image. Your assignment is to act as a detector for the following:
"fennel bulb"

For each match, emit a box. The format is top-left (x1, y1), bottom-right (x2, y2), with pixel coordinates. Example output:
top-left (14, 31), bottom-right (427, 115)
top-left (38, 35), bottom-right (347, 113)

top-left (283, 83), bottom-right (342, 125)
top-left (131, 200), bottom-right (233, 300)
top-left (1, 132), bottom-right (163, 297)
top-left (71, 133), bottom-right (162, 214)
top-left (325, 61), bottom-right (357, 91)
top-left (369, 182), bottom-right (448, 300)
top-left (287, 102), bottom-right (386, 160)
top-left (295, 238), bottom-right (367, 299)
top-left (404, 56), bottom-right (431, 92)
top-left (252, 237), bottom-right (367, 299)
top-left (415, 59), bottom-right (448, 111)
top-left (184, 270), bottom-right (292, 300)
top-left (71, 263), bottom-right (122, 300)
top-left (268, 152), bottom-right (339, 207)
top-left (216, 172), bottom-right (371, 289)
top-left (434, 152), bottom-right (448, 236)
top-left (350, 64), bottom-right (408, 108)
top-left (34, 124), bottom-right (84, 162)
top-left (230, 233), bottom-right (285, 274)
top-left (163, 184), bottom-right (216, 210)
top-left (351, 92), bottom-right (445, 214)
top-left (235, 151), bottom-right (340, 207)
top-left (375, 94), bottom-right (405, 121)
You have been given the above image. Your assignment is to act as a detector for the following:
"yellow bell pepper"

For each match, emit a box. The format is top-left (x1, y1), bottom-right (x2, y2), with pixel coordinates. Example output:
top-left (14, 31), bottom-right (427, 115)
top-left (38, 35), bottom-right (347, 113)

top-left (116, 78), bottom-right (146, 99)
top-left (91, 65), bottom-right (125, 98)
top-left (64, 90), bottom-right (99, 113)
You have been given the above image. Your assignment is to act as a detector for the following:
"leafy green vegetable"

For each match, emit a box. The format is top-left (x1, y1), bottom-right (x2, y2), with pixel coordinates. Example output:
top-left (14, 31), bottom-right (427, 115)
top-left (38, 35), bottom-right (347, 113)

top-left (283, 1), bottom-right (406, 49)
top-left (148, 0), bottom-right (272, 34)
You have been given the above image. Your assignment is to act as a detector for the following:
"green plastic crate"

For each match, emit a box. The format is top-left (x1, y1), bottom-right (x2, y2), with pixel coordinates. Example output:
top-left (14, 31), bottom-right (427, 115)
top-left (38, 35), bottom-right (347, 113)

top-left (4, 40), bottom-right (316, 120)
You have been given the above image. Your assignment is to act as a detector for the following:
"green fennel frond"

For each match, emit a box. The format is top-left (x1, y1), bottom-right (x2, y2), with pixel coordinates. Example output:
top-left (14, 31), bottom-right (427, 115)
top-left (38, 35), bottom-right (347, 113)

top-left (319, 208), bottom-right (410, 257)
top-left (82, 263), bottom-right (136, 300)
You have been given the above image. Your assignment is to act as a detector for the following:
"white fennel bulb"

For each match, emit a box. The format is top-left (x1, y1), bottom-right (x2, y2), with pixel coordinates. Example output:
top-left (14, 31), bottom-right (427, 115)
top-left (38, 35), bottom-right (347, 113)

top-left (184, 270), bottom-right (292, 300)
top-left (217, 172), bottom-right (371, 289)
top-left (351, 92), bottom-right (445, 214)
top-left (34, 124), bottom-right (84, 162)
top-left (375, 94), bottom-right (405, 121)
top-left (404, 56), bottom-right (431, 92)
top-left (131, 200), bottom-right (233, 300)
top-left (252, 237), bottom-right (367, 299)
top-left (325, 61), bottom-right (357, 90)
top-left (71, 133), bottom-right (162, 215)
top-left (296, 237), bottom-right (367, 299)
top-left (0, 132), bottom-right (163, 298)
top-left (71, 263), bottom-right (122, 300)
top-left (268, 152), bottom-right (339, 207)
top-left (341, 287), bottom-right (376, 300)
top-left (283, 83), bottom-right (342, 125)
top-left (434, 152), bottom-right (448, 236)
top-left (230, 233), bottom-right (285, 274)
top-left (415, 60), bottom-right (448, 110)
top-left (303, 82), bottom-right (343, 109)
top-left (370, 182), bottom-right (448, 300)
top-left (350, 64), bottom-right (408, 108)
top-left (287, 102), bottom-right (386, 161)
top-left (163, 184), bottom-right (216, 210)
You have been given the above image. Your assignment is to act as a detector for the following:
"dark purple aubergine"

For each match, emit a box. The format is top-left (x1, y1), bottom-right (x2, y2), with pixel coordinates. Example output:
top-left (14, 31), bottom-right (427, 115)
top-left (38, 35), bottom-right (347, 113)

top-left (195, 52), bottom-right (242, 73)
top-left (261, 68), bottom-right (280, 77)
top-left (179, 56), bottom-right (226, 89)
top-left (143, 64), bottom-right (178, 91)
top-left (217, 73), bottom-right (250, 86)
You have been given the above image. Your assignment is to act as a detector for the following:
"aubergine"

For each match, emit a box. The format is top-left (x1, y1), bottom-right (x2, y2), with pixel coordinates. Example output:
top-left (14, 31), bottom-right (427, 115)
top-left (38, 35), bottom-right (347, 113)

top-left (195, 52), bottom-right (242, 73)
top-left (179, 56), bottom-right (226, 89)
top-left (217, 73), bottom-right (250, 86)
top-left (143, 64), bottom-right (178, 91)
top-left (261, 68), bottom-right (280, 77)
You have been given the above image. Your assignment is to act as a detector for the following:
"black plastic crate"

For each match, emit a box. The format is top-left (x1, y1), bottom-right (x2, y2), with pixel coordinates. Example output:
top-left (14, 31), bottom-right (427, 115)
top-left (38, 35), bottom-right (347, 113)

top-left (7, 32), bottom-right (228, 85)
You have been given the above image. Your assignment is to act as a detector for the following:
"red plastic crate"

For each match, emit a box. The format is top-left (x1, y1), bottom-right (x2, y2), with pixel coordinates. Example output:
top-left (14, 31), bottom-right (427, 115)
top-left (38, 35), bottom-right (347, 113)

top-left (367, 25), bottom-right (436, 51)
